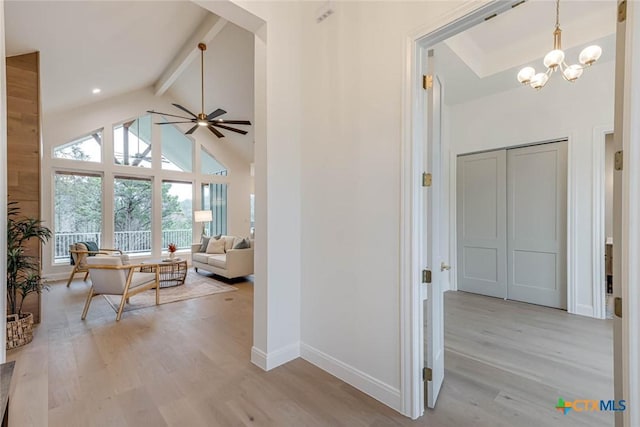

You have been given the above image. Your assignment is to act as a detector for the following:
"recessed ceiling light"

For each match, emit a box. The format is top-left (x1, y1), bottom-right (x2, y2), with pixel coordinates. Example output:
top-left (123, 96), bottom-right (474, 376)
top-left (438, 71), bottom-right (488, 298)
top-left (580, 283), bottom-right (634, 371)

top-left (92, 88), bottom-right (101, 94)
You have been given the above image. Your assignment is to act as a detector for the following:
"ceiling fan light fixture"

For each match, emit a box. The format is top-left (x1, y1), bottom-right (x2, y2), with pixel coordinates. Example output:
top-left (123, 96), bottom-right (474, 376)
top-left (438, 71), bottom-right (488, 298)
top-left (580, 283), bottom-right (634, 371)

top-left (517, 0), bottom-right (601, 90)
top-left (146, 43), bottom-right (251, 138)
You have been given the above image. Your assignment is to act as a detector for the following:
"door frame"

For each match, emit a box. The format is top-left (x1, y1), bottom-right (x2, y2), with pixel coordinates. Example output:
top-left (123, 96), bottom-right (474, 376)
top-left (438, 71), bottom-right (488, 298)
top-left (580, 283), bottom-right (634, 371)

top-left (593, 126), bottom-right (614, 320)
top-left (400, 0), bottom-right (526, 418)
top-left (401, 0), bottom-right (640, 422)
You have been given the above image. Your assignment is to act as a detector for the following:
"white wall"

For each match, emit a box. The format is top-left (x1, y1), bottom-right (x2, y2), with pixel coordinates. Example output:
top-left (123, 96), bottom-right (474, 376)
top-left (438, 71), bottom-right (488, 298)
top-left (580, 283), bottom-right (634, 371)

top-left (297, 0), bottom-right (466, 410)
top-left (447, 60), bottom-right (615, 317)
top-left (200, 0), bottom-right (469, 413)
top-left (41, 87), bottom-right (252, 279)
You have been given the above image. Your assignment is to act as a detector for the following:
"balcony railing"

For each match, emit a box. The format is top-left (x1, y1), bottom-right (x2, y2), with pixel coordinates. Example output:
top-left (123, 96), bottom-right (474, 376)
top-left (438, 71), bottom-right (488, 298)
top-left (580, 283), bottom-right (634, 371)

top-left (54, 229), bottom-right (193, 263)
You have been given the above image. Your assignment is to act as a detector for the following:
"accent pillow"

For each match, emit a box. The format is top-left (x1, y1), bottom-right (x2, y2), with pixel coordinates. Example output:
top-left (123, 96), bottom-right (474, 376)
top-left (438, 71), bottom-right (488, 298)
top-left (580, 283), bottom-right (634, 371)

top-left (206, 238), bottom-right (226, 254)
top-left (232, 238), bottom-right (251, 250)
top-left (222, 235), bottom-right (235, 251)
top-left (199, 236), bottom-right (211, 252)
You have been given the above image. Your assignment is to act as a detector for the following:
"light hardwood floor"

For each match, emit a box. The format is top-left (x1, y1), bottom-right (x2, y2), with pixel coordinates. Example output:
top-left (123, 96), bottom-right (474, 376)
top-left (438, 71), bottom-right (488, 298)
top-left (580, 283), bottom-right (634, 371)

top-left (6, 278), bottom-right (613, 426)
top-left (427, 291), bottom-right (614, 427)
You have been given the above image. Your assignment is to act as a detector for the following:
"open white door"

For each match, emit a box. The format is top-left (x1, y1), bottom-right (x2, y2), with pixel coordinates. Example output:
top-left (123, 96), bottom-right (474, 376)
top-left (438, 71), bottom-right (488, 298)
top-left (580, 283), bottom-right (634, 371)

top-left (613, 1), bottom-right (640, 425)
top-left (422, 49), bottom-right (444, 409)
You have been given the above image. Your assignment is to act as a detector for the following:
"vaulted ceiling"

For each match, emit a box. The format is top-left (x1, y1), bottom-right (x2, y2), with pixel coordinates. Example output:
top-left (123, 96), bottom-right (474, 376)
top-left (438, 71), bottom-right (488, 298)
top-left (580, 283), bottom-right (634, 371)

top-left (4, 0), bottom-right (255, 162)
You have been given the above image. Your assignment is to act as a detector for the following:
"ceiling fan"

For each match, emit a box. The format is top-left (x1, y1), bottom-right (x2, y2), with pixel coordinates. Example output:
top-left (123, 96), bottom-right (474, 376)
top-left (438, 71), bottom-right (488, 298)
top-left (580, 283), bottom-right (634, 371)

top-left (147, 43), bottom-right (251, 138)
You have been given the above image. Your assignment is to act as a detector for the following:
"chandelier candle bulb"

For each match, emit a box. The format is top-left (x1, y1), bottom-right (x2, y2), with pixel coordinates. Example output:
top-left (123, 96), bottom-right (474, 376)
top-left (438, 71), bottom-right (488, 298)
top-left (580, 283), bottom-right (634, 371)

top-left (579, 45), bottom-right (603, 66)
top-left (517, 67), bottom-right (536, 84)
top-left (543, 49), bottom-right (565, 68)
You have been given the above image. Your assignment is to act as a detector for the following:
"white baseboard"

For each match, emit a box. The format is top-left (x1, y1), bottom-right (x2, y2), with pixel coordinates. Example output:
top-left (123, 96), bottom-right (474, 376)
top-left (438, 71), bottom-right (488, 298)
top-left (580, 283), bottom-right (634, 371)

top-left (300, 342), bottom-right (402, 412)
top-left (575, 303), bottom-right (595, 318)
top-left (251, 341), bottom-right (300, 371)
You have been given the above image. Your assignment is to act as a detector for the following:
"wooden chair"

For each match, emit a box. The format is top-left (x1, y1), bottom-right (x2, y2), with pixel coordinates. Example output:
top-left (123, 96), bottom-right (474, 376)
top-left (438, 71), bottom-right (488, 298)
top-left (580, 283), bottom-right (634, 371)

top-left (66, 243), bottom-right (123, 287)
top-left (82, 256), bottom-right (160, 321)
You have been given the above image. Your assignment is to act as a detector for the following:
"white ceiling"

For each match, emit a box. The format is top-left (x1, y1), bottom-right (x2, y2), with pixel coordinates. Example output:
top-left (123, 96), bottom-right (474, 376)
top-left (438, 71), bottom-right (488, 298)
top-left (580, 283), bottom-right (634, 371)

top-left (436, 0), bottom-right (617, 105)
top-left (5, 0), bottom-right (209, 113)
top-left (4, 0), bottom-right (255, 162)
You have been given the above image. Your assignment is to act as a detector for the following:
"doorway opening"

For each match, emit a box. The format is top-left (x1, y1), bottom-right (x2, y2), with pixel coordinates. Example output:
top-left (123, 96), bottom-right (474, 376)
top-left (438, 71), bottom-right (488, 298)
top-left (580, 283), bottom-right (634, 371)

top-left (403, 1), bottom-right (617, 423)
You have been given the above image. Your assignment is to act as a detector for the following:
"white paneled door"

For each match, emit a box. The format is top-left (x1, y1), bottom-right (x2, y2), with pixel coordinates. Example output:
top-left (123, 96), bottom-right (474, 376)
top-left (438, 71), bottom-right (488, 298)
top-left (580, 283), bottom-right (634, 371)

top-left (506, 142), bottom-right (567, 309)
top-left (457, 141), bottom-right (567, 309)
top-left (423, 49), bottom-right (444, 409)
top-left (456, 150), bottom-right (507, 298)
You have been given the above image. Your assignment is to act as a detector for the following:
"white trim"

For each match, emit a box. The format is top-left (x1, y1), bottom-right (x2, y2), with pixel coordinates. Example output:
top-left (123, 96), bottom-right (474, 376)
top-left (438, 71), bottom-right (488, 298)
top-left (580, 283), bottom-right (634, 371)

top-left (576, 304), bottom-right (597, 318)
top-left (300, 343), bottom-right (401, 412)
top-left (566, 134), bottom-right (577, 315)
top-left (251, 342), bottom-right (300, 372)
top-left (621, 3), bottom-right (640, 424)
top-left (401, 0), bottom-right (523, 419)
top-left (592, 125), bottom-right (613, 320)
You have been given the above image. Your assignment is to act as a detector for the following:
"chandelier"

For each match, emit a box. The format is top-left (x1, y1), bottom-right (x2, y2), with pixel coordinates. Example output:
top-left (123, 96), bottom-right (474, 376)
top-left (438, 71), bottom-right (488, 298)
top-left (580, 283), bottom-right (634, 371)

top-left (517, 0), bottom-right (602, 90)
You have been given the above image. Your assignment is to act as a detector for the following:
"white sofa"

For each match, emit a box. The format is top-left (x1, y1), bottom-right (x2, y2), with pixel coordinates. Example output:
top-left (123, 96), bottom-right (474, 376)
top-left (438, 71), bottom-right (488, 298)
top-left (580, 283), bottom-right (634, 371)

top-left (191, 235), bottom-right (254, 279)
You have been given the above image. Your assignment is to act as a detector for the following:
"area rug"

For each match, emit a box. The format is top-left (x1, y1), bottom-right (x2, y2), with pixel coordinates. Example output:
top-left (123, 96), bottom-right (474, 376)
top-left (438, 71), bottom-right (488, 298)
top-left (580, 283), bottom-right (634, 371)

top-left (103, 271), bottom-right (238, 313)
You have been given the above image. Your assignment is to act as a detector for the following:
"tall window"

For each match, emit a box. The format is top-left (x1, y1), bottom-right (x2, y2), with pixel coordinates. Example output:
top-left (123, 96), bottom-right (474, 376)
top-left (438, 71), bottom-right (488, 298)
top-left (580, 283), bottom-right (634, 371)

top-left (162, 181), bottom-right (193, 250)
top-left (161, 121), bottom-right (193, 172)
top-left (201, 147), bottom-right (227, 176)
top-left (114, 177), bottom-right (152, 254)
top-left (114, 115), bottom-right (152, 167)
top-left (53, 172), bottom-right (102, 263)
top-left (53, 130), bottom-right (102, 162)
top-left (202, 183), bottom-right (227, 235)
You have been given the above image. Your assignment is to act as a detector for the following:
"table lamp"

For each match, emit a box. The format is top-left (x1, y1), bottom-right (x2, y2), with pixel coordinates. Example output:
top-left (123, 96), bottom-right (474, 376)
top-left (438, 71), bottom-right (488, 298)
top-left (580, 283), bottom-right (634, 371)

top-left (194, 210), bottom-right (213, 237)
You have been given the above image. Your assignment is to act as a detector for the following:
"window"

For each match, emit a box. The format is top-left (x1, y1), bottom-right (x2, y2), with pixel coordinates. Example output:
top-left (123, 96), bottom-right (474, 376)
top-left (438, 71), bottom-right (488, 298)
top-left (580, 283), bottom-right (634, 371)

top-left (53, 130), bottom-right (102, 162)
top-left (201, 147), bottom-right (227, 176)
top-left (114, 115), bottom-right (152, 167)
top-left (202, 183), bottom-right (227, 235)
top-left (250, 194), bottom-right (255, 231)
top-left (162, 181), bottom-right (193, 250)
top-left (53, 172), bottom-right (102, 263)
top-left (161, 121), bottom-right (193, 172)
top-left (114, 177), bottom-right (152, 254)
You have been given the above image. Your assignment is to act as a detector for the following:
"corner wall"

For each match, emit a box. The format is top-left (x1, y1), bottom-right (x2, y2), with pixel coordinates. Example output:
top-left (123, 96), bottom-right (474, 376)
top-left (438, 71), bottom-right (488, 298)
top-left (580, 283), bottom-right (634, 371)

top-left (447, 60), bottom-right (615, 317)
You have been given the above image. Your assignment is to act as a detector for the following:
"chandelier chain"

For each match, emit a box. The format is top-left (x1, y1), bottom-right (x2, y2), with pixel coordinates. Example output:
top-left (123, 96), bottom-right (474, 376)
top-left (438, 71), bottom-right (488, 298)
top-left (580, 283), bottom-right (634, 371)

top-left (555, 0), bottom-right (561, 29)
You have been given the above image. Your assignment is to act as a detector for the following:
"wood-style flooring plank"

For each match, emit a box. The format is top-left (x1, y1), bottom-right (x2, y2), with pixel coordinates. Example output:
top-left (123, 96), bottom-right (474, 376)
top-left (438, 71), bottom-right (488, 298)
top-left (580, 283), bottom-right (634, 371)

top-left (5, 276), bottom-right (614, 427)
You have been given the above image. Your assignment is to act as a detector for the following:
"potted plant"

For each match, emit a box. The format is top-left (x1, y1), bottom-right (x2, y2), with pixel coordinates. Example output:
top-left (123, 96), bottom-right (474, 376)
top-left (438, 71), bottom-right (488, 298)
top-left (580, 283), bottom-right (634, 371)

top-left (168, 243), bottom-right (177, 260)
top-left (6, 202), bottom-right (51, 349)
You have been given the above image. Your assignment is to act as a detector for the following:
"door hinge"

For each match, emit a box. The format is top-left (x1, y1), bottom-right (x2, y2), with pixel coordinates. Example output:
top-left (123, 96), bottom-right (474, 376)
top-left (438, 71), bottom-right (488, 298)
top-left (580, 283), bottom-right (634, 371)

top-left (423, 367), bottom-right (432, 381)
top-left (423, 74), bottom-right (433, 90)
top-left (618, 0), bottom-right (627, 23)
top-left (615, 150), bottom-right (623, 171)
top-left (422, 269), bottom-right (432, 284)
top-left (422, 172), bottom-right (432, 187)
top-left (614, 297), bottom-right (622, 318)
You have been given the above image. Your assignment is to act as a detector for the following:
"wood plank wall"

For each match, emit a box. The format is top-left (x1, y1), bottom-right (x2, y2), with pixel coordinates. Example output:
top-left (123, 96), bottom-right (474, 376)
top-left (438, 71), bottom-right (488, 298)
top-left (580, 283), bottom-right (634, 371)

top-left (6, 52), bottom-right (42, 323)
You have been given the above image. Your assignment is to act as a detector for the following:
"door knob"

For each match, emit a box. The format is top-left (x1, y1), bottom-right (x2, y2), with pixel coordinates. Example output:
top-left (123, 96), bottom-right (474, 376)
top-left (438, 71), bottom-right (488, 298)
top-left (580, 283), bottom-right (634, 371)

top-left (440, 262), bottom-right (451, 272)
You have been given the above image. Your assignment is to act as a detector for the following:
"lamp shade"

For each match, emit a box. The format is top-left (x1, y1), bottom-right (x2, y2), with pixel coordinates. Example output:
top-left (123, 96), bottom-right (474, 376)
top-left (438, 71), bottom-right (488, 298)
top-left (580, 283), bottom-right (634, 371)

top-left (579, 45), bottom-right (602, 66)
top-left (194, 210), bottom-right (213, 222)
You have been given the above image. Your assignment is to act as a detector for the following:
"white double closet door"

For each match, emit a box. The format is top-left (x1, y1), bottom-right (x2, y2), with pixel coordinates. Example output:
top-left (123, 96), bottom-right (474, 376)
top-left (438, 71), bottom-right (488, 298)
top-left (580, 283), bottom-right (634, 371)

top-left (456, 141), bottom-right (567, 309)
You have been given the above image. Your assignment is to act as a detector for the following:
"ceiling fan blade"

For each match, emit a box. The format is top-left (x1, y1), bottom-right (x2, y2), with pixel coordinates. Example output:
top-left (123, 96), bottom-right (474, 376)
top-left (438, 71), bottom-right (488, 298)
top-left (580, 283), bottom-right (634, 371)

top-left (212, 120), bottom-right (251, 125)
top-left (185, 124), bottom-right (199, 135)
top-left (211, 123), bottom-right (248, 135)
top-left (172, 103), bottom-right (198, 118)
top-left (147, 110), bottom-right (193, 120)
top-left (207, 108), bottom-right (227, 120)
top-left (156, 121), bottom-right (193, 125)
top-left (207, 125), bottom-right (224, 138)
